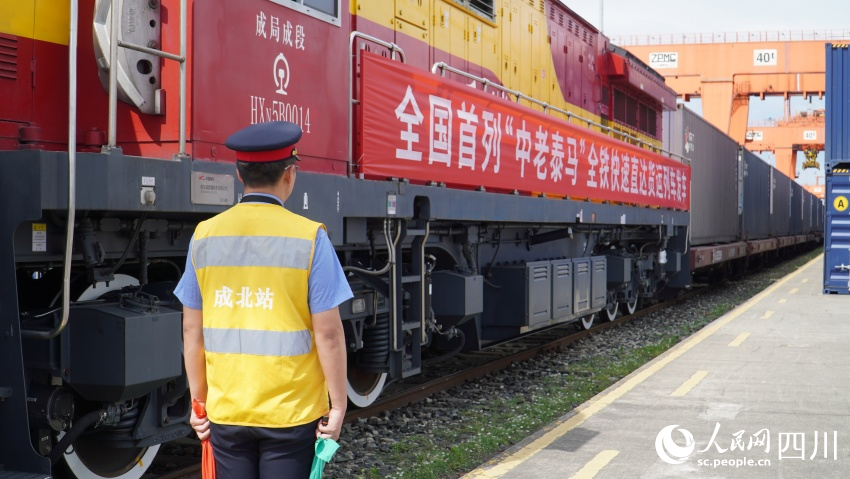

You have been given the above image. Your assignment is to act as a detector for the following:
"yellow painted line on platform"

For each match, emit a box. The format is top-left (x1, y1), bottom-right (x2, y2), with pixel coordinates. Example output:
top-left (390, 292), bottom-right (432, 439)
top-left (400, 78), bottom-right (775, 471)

top-left (728, 333), bottom-right (751, 347)
top-left (802, 278), bottom-right (809, 283)
top-left (569, 450), bottom-right (619, 479)
top-left (778, 298), bottom-right (787, 304)
top-left (760, 311), bottom-right (775, 320)
top-left (672, 370), bottom-right (709, 396)
top-left (462, 254), bottom-right (823, 479)
top-left (790, 288), bottom-right (799, 294)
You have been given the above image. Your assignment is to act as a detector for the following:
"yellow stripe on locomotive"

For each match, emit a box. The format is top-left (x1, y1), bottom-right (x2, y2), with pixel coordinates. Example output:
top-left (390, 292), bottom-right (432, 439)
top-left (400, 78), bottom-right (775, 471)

top-left (1, 1), bottom-right (71, 45)
top-left (352, 0), bottom-right (665, 151)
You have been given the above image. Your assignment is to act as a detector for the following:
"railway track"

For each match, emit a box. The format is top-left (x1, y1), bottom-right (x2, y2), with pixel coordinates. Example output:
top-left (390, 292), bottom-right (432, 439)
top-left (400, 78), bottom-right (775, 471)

top-left (346, 287), bottom-right (705, 423)
top-left (143, 287), bottom-right (706, 479)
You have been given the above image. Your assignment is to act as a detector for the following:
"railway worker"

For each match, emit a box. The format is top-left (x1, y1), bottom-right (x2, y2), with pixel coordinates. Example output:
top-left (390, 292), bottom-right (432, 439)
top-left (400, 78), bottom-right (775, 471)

top-left (176, 120), bottom-right (353, 478)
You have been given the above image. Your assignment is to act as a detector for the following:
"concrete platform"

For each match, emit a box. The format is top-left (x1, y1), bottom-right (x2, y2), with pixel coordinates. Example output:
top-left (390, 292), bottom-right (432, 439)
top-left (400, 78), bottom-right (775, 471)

top-left (464, 254), bottom-right (850, 478)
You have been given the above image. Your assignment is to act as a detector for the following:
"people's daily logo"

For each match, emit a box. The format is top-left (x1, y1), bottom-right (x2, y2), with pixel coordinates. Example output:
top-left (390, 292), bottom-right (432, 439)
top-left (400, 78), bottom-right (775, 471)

top-left (656, 425), bottom-right (695, 464)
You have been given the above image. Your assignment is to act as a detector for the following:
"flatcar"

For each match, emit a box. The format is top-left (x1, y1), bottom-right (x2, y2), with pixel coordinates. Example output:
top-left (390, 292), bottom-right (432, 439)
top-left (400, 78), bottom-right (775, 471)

top-left (0, 1), bottom-right (820, 477)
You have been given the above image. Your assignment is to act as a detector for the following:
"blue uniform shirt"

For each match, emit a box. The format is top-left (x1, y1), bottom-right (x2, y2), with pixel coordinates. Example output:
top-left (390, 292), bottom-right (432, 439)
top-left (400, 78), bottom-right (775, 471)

top-left (174, 197), bottom-right (353, 314)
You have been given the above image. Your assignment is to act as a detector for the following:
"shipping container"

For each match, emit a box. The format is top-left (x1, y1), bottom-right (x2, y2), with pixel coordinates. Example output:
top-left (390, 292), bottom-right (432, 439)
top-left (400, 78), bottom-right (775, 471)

top-left (826, 44), bottom-right (850, 171)
top-left (741, 149), bottom-right (772, 240)
top-left (770, 170), bottom-right (792, 238)
top-left (790, 181), bottom-right (804, 235)
top-left (824, 43), bottom-right (850, 293)
top-left (801, 192), bottom-right (811, 235)
top-left (663, 105), bottom-right (740, 245)
top-left (824, 173), bottom-right (850, 293)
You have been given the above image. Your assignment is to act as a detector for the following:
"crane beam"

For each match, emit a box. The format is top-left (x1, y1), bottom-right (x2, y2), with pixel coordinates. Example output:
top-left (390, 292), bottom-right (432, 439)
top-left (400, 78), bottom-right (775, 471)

top-left (624, 40), bottom-right (829, 143)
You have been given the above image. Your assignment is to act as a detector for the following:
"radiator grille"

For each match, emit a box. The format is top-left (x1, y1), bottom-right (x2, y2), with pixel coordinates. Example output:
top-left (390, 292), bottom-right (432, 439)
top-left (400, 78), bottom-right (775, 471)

top-left (0, 34), bottom-right (18, 81)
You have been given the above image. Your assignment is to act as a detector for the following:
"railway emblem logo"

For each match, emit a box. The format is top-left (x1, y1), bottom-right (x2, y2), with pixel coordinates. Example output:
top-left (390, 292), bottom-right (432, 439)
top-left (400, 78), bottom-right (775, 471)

top-left (274, 53), bottom-right (291, 95)
top-left (656, 425), bottom-right (695, 464)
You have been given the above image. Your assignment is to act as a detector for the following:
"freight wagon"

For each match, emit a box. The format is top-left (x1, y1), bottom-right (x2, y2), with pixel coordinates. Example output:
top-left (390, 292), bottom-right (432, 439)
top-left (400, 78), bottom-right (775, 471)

top-left (664, 105), bottom-right (822, 278)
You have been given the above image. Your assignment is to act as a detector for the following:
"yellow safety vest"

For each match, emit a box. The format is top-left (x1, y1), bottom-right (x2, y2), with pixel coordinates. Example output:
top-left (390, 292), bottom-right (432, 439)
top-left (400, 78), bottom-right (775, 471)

top-left (193, 201), bottom-right (328, 427)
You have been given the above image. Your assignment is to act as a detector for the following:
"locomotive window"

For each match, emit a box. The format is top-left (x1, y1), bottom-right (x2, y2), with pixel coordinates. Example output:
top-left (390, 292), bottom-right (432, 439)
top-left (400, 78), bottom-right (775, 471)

top-left (303, 0), bottom-right (335, 16)
top-left (613, 89), bottom-right (626, 123)
top-left (646, 110), bottom-right (658, 138)
top-left (459, 0), bottom-right (495, 20)
top-left (636, 103), bottom-right (659, 137)
top-left (625, 95), bottom-right (637, 128)
top-left (639, 103), bottom-right (649, 133)
top-left (276, 0), bottom-right (341, 26)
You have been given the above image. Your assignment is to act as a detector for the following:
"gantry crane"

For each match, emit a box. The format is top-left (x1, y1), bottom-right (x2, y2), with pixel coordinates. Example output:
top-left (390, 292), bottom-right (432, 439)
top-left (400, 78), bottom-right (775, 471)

top-left (620, 32), bottom-right (842, 179)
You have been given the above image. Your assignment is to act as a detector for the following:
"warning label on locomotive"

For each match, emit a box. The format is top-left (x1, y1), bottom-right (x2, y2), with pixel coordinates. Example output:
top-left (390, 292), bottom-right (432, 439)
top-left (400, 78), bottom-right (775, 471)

top-left (358, 52), bottom-right (691, 210)
top-left (191, 173), bottom-right (235, 206)
top-left (32, 223), bottom-right (46, 252)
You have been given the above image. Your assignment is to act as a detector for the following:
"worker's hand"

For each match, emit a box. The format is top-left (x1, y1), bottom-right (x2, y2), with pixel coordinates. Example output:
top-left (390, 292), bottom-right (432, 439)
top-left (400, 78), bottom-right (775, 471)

top-left (190, 404), bottom-right (211, 441)
top-left (316, 407), bottom-right (345, 441)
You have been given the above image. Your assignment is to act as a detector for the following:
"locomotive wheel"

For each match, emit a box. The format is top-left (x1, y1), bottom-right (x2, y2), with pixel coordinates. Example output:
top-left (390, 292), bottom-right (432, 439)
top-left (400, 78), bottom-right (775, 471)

top-left (75, 273), bottom-right (139, 301)
top-left (625, 297), bottom-right (639, 315)
top-left (580, 313), bottom-right (596, 330)
top-left (54, 274), bottom-right (158, 479)
top-left (346, 365), bottom-right (388, 408)
top-left (604, 302), bottom-right (619, 321)
top-left (57, 433), bottom-right (159, 479)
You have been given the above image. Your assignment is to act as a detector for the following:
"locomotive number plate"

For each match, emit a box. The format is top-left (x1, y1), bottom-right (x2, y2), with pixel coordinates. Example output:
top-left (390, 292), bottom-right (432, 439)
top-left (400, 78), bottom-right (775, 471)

top-left (191, 172), bottom-right (235, 206)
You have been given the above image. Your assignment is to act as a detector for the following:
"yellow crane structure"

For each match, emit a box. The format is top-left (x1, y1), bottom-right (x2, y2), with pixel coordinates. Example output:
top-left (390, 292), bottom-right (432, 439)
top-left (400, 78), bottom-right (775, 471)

top-left (618, 31), bottom-right (847, 180)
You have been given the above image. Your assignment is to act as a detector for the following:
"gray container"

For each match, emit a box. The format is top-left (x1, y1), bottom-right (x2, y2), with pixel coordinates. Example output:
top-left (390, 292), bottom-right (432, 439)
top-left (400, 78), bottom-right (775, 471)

top-left (809, 196), bottom-right (817, 233)
top-left (741, 149), bottom-right (772, 240)
top-left (801, 188), bottom-right (812, 235)
top-left (770, 170), bottom-right (792, 237)
top-left (664, 105), bottom-right (740, 245)
top-left (790, 181), bottom-right (804, 235)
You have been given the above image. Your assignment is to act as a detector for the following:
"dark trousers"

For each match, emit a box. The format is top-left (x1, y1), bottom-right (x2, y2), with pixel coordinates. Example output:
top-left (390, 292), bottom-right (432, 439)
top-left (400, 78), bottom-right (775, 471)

top-left (209, 419), bottom-right (319, 479)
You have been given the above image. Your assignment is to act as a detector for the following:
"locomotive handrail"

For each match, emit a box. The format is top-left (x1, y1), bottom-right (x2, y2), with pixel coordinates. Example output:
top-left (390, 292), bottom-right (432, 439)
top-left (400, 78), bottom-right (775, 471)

top-left (23, 0), bottom-right (80, 340)
top-left (349, 32), bottom-right (406, 176)
top-left (430, 62), bottom-right (690, 166)
top-left (105, 0), bottom-right (188, 158)
top-left (341, 219), bottom-right (404, 351)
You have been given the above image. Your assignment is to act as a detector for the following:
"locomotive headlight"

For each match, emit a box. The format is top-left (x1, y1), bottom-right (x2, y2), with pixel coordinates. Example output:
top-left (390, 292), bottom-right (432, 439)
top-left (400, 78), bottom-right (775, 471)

top-left (351, 298), bottom-right (366, 315)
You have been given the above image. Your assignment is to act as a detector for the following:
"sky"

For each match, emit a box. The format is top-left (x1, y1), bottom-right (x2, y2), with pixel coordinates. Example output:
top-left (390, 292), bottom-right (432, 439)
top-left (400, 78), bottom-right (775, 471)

top-left (566, 0), bottom-right (850, 187)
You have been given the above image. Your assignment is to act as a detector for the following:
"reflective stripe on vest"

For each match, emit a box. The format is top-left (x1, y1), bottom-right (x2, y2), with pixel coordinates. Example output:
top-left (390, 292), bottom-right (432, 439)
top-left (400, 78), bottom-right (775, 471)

top-left (203, 327), bottom-right (312, 356)
top-left (193, 235), bottom-right (313, 270)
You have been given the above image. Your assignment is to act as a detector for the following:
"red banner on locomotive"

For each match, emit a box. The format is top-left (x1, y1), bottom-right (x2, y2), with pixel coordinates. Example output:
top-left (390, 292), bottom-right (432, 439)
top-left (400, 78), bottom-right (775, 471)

top-left (358, 53), bottom-right (690, 211)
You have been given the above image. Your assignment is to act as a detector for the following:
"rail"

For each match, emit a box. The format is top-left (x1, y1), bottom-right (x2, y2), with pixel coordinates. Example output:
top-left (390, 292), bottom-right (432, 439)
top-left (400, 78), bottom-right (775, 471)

top-left (612, 29), bottom-right (850, 46)
top-left (105, 0), bottom-right (188, 158)
top-left (349, 32), bottom-right (406, 177)
top-left (430, 62), bottom-right (690, 166)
